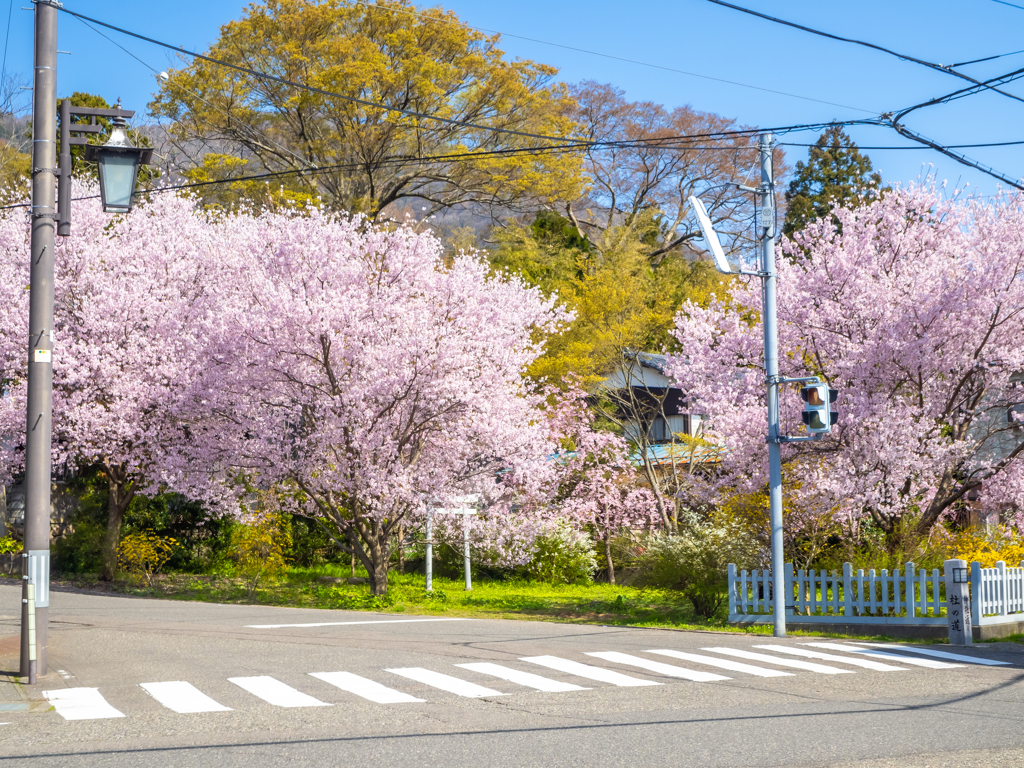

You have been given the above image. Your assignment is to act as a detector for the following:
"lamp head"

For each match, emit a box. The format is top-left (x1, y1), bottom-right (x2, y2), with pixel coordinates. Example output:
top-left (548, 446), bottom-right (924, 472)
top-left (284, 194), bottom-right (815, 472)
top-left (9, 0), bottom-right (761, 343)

top-left (83, 115), bottom-right (153, 214)
top-left (688, 195), bottom-right (732, 274)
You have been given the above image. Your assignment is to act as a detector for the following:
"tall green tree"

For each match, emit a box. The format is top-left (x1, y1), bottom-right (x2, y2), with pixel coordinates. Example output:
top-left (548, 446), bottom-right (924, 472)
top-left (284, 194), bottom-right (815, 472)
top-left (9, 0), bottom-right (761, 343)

top-left (782, 125), bottom-right (883, 239)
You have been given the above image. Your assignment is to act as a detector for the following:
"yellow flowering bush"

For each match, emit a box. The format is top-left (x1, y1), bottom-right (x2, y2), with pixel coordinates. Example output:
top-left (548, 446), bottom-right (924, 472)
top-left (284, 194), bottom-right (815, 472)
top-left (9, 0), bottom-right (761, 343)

top-left (951, 526), bottom-right (1024, 569)
top-left (228, 512), bottom-right (291, 601)
top-left (117, 531), bottom-right (177, 586)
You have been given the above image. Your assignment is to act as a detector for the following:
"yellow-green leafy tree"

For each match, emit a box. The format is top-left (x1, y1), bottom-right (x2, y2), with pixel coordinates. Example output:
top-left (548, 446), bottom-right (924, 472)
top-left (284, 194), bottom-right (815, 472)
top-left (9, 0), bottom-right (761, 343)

top-left (492, 213), bottom-right (732, 531)
top-left (149, 0), bottom-right (584, 216)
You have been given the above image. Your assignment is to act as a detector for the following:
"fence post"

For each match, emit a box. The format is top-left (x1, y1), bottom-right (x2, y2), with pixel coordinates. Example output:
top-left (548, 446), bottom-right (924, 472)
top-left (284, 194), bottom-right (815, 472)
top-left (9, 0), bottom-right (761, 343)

top-left (842, 562), bottom-right (853, 618)
top-left (728, 564), bottom-right (737, 618)
top-left (944, 559), bottom-right (972, 646)
top-left (970, 560), bottom-right (982, 627)
top-left (996, 561), bottom-right (1007, 618)
top-left (905, 562), bottom-right (916, 619)
top-left (784, 562), bottom-right (794, 620)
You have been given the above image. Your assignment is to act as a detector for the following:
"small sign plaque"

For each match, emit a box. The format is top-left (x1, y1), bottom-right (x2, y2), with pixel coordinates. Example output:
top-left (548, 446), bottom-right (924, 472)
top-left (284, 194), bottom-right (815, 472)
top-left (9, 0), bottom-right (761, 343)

top-left (33, 349), bottom-right (51, 363)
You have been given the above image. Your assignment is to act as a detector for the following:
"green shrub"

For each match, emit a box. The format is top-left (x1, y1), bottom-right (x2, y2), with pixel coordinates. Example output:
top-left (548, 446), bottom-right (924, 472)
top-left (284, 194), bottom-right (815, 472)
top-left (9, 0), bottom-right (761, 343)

top-left (525, 523), bottom-right (598, 585)
top-left (638, 527), bottom-right (758, 618)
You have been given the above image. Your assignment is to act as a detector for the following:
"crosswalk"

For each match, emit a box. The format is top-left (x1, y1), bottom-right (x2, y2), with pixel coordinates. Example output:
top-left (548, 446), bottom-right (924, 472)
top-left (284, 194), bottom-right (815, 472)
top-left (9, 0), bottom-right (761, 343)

top-left (38, 642), bottom-right (1011, 722)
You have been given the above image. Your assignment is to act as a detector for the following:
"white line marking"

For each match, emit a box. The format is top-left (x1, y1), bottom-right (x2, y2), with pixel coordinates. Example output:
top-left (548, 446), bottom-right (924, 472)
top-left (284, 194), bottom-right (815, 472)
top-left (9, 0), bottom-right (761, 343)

top-left (521, 655), bottom-right (661, 687)
top-left (43, 688), bottom-right (126, 721)
top-left (803, 643), bottom-right (963, 669)
top-left (646, 649), bottom-right (792, 678)
top-left (753, 645), bottom-right (906, 671)
top-left (310, 672), bottom-right (425, 703)
top-left (140, 681), bottom-right (232, 713)
top-left (703, 647), bottom-right (853, 674)
top-left (386, 668), bottom-right (506, 698)
top-left (455, 662), bottom-right (589, 692)
top-left (851, 643), bottom-right (1011, 666)
top-left (245, 618), bottom-right (472, 629)
top-left (228, 676), bottom-right (331, 707)
top-left (585, 651), bottom-right (730, 682)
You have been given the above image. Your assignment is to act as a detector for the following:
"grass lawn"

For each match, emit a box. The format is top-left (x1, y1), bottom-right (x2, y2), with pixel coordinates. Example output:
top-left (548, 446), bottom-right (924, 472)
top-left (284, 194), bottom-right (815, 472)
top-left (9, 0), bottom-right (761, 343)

top-left (13, 565), bottom-right (940, 641)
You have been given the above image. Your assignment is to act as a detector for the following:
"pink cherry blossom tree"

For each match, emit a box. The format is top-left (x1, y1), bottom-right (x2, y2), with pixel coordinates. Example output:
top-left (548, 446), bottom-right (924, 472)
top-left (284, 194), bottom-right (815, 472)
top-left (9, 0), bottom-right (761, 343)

top-left (191, 208), bottom-right (570, 594)
top-left (0, 186), bottom-right (230, 579)
top-left (668, 185), bottom-right (1024, 545)
top-left (552, 387), bottom-right (659, 583)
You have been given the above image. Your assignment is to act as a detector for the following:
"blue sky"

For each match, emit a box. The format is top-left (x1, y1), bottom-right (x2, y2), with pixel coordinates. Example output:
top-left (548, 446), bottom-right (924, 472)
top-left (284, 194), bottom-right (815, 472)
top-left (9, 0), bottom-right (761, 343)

top-left (3, 0), bottom-right (1022, 195)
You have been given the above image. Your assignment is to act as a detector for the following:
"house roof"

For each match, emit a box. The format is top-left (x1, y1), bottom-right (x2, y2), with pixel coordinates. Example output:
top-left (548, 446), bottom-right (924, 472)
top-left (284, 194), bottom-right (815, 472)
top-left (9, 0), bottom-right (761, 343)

top-left (635, 442), bottom-right (723, 467)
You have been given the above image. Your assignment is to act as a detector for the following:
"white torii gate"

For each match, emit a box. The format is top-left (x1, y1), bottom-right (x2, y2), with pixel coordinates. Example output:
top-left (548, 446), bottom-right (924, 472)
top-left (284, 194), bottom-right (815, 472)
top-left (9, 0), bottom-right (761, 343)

top-left (426, 495), bottom-right (480, 591)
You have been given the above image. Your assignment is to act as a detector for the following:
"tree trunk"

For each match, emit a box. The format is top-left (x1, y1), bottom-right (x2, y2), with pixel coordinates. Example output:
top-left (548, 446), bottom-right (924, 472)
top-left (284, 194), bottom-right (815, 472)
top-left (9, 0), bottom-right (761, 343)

top-left (362, 526), bottom-right (390, 596)
top-left (397, 523), bottom-right (405, 575)
top-left (350, 550), bottom-right (355, 578)
top-left (101, 464), bottom-right (135, 582)
top-left (368, 551), bottom-right (389, 596)
top-left (604, 534), bottom-right (616, 585)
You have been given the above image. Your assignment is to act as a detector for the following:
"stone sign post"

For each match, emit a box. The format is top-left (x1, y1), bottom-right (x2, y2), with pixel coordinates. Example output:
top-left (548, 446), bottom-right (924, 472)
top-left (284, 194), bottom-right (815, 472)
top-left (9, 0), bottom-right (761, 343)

top-left (944, 558), bottom-right (973, 646)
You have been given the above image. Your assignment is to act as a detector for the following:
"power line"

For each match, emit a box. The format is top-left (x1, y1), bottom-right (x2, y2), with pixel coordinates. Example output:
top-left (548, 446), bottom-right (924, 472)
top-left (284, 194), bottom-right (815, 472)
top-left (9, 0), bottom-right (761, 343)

top-left (889, 124), bottom-right (1024, 190)
top-left (347, 0), bottom-right (878, 115)
top-left (891, 65), bottom-right (1024, 124)
top-left (781, 139), bottom-right (1024, 150)
top-left (704, 0), bottom-right (1024, 105)
top-left (880, 63), bottom-right (1024, 189)
top-left (991, 0), bottom-right (1024, 9)
top-left (951, 48), bottom-right (1024, 68)
top-left (55, 7), bottom-right (885, 151)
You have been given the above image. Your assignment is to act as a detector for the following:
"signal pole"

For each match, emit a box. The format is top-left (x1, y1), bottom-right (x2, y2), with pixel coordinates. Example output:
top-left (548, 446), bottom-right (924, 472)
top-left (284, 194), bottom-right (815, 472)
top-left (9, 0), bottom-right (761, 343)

top-left (758, 133), bottom-right (786, 638)
top-left (21, 0), bottom-right (59, 678)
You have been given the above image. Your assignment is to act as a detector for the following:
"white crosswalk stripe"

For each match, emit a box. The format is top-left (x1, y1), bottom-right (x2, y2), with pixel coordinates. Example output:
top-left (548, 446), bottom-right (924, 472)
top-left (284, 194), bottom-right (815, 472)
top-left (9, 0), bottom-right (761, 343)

top-left (646, 649), bottom-right (793, 677)
top-left (43, 688), bottom-right (126, 721)
top-left (703, 647), bottom-right (853, 674)
top-left (851, 643), bottom-right (1011, 666)
top-left (803, 643), bottom-right (964, 669)
top-left (584, 651), bottom-right (731, 682)
top-left (455, 662), bottom-right (589, 692)
top-left (310, 671), bottom-right (425, 703)
top-left (140, 681), bottom-right (232, 713)
top-left (228, 676), bottom-right (332, 707)
top-left (521, 655), bottom-right (661, 686)
top-left (386, 668), bottom-right (506, 698)
top-left (753, 645), bottom-right (906, 671)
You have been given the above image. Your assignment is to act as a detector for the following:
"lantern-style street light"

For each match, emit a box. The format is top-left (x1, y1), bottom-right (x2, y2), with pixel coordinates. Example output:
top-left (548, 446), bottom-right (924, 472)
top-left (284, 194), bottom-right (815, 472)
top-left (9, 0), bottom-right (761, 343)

top-left (84, 115), bottom-right (153, 214)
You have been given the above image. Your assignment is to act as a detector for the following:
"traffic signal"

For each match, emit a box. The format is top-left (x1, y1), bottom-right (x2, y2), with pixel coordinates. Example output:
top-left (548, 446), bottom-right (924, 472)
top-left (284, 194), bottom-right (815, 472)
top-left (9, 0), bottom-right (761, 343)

top-left (800, 385), bottom-right (838, 434)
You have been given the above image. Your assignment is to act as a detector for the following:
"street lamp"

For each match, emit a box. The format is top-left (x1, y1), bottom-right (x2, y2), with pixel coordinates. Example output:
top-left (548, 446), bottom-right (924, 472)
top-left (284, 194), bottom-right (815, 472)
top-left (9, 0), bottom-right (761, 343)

top-left (84, 116), bottom-right (153, 214)
top-left (21, 0), bottom-right (154, 682)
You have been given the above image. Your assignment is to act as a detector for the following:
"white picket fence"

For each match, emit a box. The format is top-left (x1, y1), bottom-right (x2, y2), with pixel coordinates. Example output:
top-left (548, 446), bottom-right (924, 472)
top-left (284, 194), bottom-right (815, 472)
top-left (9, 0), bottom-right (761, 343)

top-left (728, 560), bottom-right (1024, 627)
top-left (971, 561), bottom-right (1024, 626)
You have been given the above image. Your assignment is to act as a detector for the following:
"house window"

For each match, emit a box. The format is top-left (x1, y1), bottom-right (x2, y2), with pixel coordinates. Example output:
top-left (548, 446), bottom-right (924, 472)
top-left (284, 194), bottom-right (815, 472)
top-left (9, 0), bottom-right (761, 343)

top-left (648, 415), bottom-right (690, 443)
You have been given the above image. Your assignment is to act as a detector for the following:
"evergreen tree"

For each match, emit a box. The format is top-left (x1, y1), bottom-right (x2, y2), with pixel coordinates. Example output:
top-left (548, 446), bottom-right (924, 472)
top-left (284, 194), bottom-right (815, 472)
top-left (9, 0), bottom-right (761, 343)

top-left (783, 125), bottom-right (883, 239)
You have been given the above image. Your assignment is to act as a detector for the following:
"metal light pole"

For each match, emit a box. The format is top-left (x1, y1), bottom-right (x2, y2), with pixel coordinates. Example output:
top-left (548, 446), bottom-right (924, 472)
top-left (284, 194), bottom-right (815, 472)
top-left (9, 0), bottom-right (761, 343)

top-left (19, 3), bottom-right (152, 680)
top-left (688, 132), bottom-right (789, 637)
top-left (21, 0), bottom-right (59, 679)
top-left (424, 506), bottom-right (433, 592)
top-left (759, 133), bottom-right (787, 638)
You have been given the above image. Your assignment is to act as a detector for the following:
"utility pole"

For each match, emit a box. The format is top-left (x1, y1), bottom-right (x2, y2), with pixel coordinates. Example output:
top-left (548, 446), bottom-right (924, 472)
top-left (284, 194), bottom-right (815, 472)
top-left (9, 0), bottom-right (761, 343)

top-left (21, 0), bottom-right (58, 678)
top-left (759, 133), bottom-right (786, 638)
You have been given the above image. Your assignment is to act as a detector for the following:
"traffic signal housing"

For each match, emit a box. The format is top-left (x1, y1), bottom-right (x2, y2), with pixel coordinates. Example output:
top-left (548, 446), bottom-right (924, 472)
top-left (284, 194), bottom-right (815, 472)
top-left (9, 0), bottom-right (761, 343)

top-left (800, 385), bottom-right (838, 435)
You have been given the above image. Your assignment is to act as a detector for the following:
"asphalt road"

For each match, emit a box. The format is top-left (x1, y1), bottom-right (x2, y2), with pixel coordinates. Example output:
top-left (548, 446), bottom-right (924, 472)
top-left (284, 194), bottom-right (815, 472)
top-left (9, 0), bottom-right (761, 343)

top-left (1, 582), bottom-right (1023, 768)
